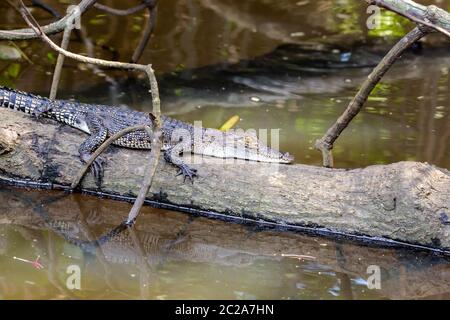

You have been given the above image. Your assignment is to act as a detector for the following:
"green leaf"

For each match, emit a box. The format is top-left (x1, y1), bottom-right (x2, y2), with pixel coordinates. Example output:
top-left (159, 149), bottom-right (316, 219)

top-left (131, 24), bottom-right (142, 33)
top-left (368, 11), bottom-right (411, 38)
top-left (47, 52), bottom-right (56, 63)
top-left (7, 63), bottom-right (21, 78)
top-left (89, 18), bottom-right (106, 26)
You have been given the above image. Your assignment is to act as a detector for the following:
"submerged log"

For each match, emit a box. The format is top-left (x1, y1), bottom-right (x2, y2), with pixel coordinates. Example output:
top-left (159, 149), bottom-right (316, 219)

top-left (0, 109), bottom-right (449, 252)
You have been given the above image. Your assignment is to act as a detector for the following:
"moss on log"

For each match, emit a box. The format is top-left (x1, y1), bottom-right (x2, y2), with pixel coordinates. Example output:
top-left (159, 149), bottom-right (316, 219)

top-left (0, 109), bottom-right (450, 252)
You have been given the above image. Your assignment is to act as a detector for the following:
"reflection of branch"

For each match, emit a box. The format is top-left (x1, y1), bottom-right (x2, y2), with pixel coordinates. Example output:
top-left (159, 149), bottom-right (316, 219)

top-left (46, 232), bottom-right (77, 299)
top-left (93, 1), bottom-right (159, 63)
top-left (131, 1), bottom-right (158, 63)
top-left (31, 0), bottom-right (61, 18)
top-left (78, 25), bottom-right (117, 85)
top-left (94, 2), bottom-right (148, 16)
top-left (198, 0), bottom-right (297, 44)
top-left (74, 200), bottom-right (122, 292)
top-left (94, 0), bottom-right (160, 63)
top-left (127, 226), bottom-right (152, 299)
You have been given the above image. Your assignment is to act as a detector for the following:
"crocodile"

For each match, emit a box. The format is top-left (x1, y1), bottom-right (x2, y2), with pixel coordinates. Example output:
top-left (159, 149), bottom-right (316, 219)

top-left (0, 86), bottom-right (293, 184)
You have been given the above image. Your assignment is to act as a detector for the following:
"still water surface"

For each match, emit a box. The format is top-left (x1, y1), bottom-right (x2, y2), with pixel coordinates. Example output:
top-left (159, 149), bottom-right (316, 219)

top-left (0, 0), bottom-right (449, 299)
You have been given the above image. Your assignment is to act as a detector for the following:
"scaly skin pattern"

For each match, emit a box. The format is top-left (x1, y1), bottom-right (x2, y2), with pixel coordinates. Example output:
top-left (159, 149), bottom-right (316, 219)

top-left (0, 86), bottom-right (293, 184)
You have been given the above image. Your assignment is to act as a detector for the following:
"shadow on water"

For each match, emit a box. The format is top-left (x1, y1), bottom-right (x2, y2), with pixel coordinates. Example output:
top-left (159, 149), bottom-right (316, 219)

top-left (1, 186), bottom-right (450, 300)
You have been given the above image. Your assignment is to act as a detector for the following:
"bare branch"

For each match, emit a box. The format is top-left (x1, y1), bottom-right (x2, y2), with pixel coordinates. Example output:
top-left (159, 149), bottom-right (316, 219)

top-left (77, 26), bottom-right (117, 84)
top-left (315, 0), bottom-right (450, 167)
top-left (70, 125), bottom-right (152, 189)
top-left (49, 23), bottom-right (73, 99)
top-left (364, 0), bottom-right (450, 37)
top-left (0, 0), bottom-right (97, 40)
top-left (131, 1), bottom-right (158, 63)
top-left (31, 0), bottom-right (61, 18)
top-left (126, 68), bottom-right (161, 224)
top-left (315, 27), bottom-right (429, 167)
top-left (94, 2), bottom-right (148, 16)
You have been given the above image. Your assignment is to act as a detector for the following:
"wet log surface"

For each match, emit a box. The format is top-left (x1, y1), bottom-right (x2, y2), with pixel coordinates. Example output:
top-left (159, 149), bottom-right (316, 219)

top-left (1, 109), bottom-right (450, 252)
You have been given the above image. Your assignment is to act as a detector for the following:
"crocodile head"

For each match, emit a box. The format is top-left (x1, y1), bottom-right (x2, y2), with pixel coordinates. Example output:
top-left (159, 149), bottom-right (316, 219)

top-left (200, 129), bottom-right (294, 164)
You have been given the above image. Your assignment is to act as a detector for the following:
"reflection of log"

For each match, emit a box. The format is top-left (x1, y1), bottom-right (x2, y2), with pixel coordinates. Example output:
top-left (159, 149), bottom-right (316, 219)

top-left (2, 187), bottom-right (450, 300)
top-left (0, 109), bottom-right (450, 252)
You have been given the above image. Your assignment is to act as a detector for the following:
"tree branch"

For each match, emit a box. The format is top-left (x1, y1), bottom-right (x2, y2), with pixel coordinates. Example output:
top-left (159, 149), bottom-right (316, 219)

top-left (49, 22), bottom-right (73, 99)
top-left (31, 0), bottom-right (61, 18)
top-left (315, 27), bottom-right (428, 167)
top-left (316, 1), bottom-right (450, 167)
top-left (94, 2), bottom-right (148, 16)
top-left (0, 0), bottom-right (97, 40)
top-left (131, 1), bottom-right (158, 63)
top-left (364, 0), bottom-right (450, 37)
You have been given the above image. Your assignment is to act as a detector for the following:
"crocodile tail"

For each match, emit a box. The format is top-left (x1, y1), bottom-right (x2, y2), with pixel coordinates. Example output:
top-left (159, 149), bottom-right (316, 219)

top-left (0, 86), bottom-right (51, 116)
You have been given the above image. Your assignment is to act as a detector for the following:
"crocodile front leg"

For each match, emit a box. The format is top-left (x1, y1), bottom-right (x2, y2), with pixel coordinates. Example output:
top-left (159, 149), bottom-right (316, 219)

top-left (78, 115), bottom-right (108, 187)
top-left (164, 147), bottom-right (198, 183)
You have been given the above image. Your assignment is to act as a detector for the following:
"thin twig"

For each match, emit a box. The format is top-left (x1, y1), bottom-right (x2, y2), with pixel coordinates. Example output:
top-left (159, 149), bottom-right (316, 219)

top-left (7, 40), bottom-right (33, 64)
top-left (365, 0), bottom-right (450, 38)
top-left (31, 0), bottom-right (61, 18)
top-left (131, 1), bottom-right (158, 63)
top-left (315, 27), bottom-right (429, 167)
top-left (95, 0), bottom-right (159, 63)
top-left (18, 6), bottom-right (151, 74)
top-left (78, 26), bottom-right (116, 84)
top-left (50, 23), bottom-right (73, 99)
top-left (70, 124), bottom-right (151, 189)
top-left (1, 0), bottom-right (97, 40)
top-left (94, 2), bottom-right (148, 16)
top-left (126, 68), bottom-right (161, 224)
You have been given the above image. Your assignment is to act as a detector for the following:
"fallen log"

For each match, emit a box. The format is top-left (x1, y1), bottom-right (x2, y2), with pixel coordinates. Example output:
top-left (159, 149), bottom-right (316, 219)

top-left (1, 109), bottom-right (449, 252)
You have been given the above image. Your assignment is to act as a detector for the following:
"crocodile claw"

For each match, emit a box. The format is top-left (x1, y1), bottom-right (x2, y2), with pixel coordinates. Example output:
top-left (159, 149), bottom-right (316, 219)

top-left (80, 153), bottom-right (105, 187)
top-left (91, 157), bottom-right (105, 187)
top-left (176, 165), bottom-right (198, 183)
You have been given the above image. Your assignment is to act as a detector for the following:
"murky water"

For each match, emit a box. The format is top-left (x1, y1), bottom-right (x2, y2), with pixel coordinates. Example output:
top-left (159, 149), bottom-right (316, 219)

top-left (0, 0), bottom-right (449, 299)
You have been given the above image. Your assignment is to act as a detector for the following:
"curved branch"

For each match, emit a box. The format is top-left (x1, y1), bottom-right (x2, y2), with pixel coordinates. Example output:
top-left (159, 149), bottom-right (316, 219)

top-left (94, 2), bottom-right (148, 16)
top-left (31, 0), bottom-right (61, 18)
top-left (365, 0), bottom-right (450, 37)
top-left (0, 0), bottom-right (96, 40)
top-left (131, 1), bottom-right (158, 63)
top-left (315, 27), bottom-right (428, 167)
top-left (70, 124), bottom-right (152, 189)
top-left (49, 23), bottom-right (73, 99)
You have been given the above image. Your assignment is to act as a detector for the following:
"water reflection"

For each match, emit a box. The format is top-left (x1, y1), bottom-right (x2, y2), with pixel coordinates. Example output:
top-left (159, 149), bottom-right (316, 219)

top-left (1, 186), bottom-right (450, 300)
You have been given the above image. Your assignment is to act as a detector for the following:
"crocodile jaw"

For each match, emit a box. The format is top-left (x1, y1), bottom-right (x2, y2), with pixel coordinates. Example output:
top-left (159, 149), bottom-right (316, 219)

top-left (197, 140), bottom-right (294, 163)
